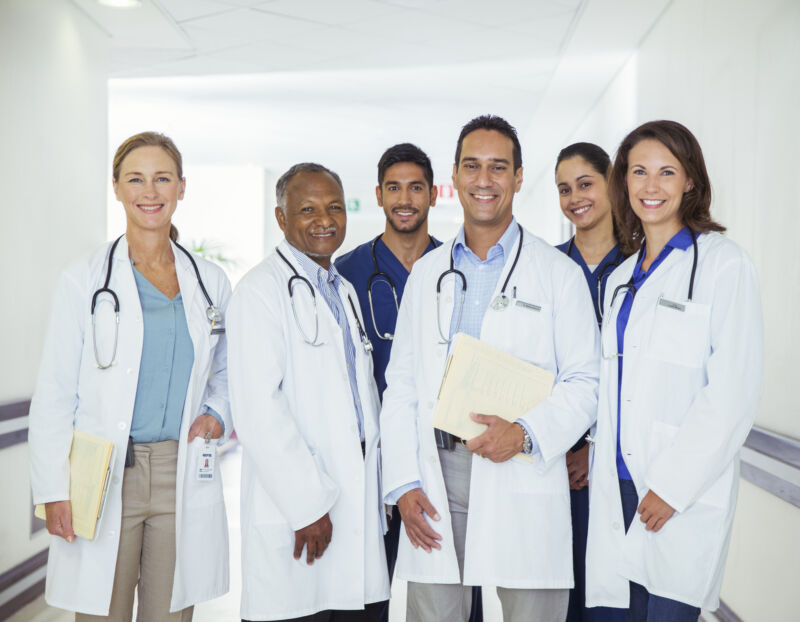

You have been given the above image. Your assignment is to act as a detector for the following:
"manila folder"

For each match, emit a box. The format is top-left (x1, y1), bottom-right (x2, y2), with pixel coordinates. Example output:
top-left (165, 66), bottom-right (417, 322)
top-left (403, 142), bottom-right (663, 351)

top-left (433, 333), bottom-right (555, 461)
top-left (35, 430), bottom-right (114, 540)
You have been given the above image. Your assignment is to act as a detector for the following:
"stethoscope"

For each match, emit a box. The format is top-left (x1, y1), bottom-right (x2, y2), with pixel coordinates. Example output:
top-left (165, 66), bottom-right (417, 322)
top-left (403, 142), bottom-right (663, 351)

top-left (91, 234), bottom-right (224, 370)
top-left (276, 247), bottom-right (373, 354)
top-left (565, 236), bottom-right (626, 323)
top-left (367, 234), bottom-right (439, 341)
top-left (606, 230), bottom-right (699, 320)
top-left (436, 223), bottom-right (524, 344)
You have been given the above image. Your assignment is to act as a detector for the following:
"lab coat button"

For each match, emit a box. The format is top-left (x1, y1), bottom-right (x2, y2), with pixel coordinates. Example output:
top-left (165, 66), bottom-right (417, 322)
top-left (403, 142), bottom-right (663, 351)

top-left (109, 530), bottom-right (115, 537)
top-left (427, 401), bottom-right (433, 409)
top-left (126, 368), bottom-right (133, 375)
top-left (428, 456), bottom-right (436, 464)
top-left (118, 422), bottom-right (126, 430)
top-left (112, 476), bottom-right (120, 485)
top-left (612, 521), bottom-right (621, 531)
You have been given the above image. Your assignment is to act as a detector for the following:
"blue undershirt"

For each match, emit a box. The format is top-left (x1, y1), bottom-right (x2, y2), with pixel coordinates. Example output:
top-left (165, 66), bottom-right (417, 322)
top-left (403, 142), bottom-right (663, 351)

top-left (130, 264), bottom-right (222, 443)
top-left (288, 244), bottom-right (366, 441)
top-left (615, 227), bottom-right (693, 479)
top-left (555, 238), bottom-right (625, 327)
top-left (335, 235), bottom-right (439, 400)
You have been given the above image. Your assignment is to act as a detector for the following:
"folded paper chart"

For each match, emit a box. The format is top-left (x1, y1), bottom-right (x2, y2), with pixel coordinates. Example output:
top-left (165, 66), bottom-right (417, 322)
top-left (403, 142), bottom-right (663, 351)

top-left (433, 333), bottom-right (555, 461)
top-left (35, 430), bottom-right (114, 540)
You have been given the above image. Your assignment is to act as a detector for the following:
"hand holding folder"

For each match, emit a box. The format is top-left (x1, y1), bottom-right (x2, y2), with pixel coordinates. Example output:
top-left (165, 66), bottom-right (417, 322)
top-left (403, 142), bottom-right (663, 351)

top-left (433, 333), bottom-right (554, 462)
top-left (35, 431), bottom-right (114, 541)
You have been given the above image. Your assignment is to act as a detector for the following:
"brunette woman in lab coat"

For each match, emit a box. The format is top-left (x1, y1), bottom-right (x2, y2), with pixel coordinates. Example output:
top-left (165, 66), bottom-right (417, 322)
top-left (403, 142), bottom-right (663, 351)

top-left (585, 120), bottom-right (762, 621)
top-left (29, 132), bottom-right (232, 620)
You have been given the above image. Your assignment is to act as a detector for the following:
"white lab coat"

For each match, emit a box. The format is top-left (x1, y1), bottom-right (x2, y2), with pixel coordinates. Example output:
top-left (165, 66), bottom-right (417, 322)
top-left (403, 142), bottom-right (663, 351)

top-left (380, 226), bottom-right (600, 588)
top-left (585, 232), bottom-right (763, 610)
top-left (28, 236), bottom-right (232, 616)
top-left (227, 241), bottom-right (390, 621)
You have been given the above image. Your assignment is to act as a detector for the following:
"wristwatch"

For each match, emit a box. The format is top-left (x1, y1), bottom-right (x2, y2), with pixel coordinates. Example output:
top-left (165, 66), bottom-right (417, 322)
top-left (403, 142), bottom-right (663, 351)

top-left (516, 422), bottom-right (533, 455)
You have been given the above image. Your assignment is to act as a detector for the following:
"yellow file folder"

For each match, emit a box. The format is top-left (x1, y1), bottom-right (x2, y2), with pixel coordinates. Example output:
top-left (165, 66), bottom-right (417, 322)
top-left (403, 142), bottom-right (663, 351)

top-left (433, 333), bottom-right (555, 462)
top-left (35, 430), bottom-right (114, 540)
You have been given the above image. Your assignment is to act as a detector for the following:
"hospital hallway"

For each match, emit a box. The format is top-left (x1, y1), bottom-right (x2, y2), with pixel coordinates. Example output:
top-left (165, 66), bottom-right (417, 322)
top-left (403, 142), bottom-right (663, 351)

top-left (8, 444), bottom-right (731, 622)
top-left (3, 1), bottom-right (799, 621)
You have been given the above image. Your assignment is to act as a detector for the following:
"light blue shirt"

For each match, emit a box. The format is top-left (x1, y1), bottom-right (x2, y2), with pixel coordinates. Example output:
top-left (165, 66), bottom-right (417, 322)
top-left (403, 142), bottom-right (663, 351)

top-left (287, 244), bottom-right (365, 440)
top-left (130, 265), bottom-right (223, 443)
top-left (387, 218), bottom-right (538, 505)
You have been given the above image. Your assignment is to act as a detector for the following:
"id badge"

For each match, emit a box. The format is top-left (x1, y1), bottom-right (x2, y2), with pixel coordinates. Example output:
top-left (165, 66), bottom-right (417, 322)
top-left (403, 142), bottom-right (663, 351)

top-left (197, 434), bottom-right (216, 481)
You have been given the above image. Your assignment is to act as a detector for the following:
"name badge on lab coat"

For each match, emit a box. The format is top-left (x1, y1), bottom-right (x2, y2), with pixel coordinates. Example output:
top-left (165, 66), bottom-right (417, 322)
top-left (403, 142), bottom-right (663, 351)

top-left (197, 437), bottom-right (216, 481)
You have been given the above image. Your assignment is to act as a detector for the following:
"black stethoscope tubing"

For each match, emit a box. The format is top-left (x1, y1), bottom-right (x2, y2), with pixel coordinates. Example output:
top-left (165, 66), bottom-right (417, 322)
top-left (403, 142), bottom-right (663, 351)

top-left (566, 236), bottom-right (626, 322)
top-left (436, 223), bottom-right (524, 343)
top-left (90, 234), bottom-right (222, 369)
top-left (368, 234), bottom-right (439, 341)
top-left (608, 230), bottom-right (699, 312)
top-left (276, 247), bottom-right (373, 353)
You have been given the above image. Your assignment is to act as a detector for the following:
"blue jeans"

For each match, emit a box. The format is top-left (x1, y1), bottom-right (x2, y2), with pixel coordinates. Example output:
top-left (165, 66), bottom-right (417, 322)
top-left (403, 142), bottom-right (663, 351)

top-left (618, 479), bottom-right (700, 622)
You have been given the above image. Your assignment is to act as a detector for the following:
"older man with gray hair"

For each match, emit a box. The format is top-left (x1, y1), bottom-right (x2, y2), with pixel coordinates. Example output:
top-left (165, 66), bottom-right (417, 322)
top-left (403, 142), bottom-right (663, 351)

top-left (227, 163), bottom-right (390, 622)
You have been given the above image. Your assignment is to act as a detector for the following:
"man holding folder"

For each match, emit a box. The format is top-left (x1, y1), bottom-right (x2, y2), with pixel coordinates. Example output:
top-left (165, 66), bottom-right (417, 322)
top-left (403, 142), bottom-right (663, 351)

top-left (380, 115), bottom-right (600, 622)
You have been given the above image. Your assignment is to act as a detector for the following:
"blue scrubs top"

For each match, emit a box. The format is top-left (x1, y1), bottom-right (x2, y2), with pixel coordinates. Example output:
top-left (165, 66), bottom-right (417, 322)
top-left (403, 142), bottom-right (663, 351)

top-left (555, 237), bottom-right (626, 327)
top-left (614, 227), bottom-right (694, 479)
top-left (335, 235), bottom-right (439, 400)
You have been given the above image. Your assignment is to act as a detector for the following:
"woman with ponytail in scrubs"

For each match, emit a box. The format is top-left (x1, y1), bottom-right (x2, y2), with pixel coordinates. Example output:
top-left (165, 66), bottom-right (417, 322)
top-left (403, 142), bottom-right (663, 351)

top-left (555, 142), bottom-right (626, 622)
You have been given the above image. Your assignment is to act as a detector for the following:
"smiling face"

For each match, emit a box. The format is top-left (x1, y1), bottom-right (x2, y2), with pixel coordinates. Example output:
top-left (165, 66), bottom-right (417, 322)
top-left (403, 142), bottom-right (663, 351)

top-left (275, 170), bottom-right (346, 269)
top-left (452, 129), bottom-right (522, 231)
top-left (555, 155), bottom-right (612, 232)
top-left (113, 145), bottom-right (185, 236)
top-left (626, 138), bottom-right (693, 237)
top-left (376, 162), bottom-right (437, 234)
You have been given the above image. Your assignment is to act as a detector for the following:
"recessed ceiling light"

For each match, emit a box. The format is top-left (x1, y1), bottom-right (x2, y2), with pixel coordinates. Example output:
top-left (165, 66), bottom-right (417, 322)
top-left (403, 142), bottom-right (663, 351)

top-left (98, 0), bottom-right (143, 7)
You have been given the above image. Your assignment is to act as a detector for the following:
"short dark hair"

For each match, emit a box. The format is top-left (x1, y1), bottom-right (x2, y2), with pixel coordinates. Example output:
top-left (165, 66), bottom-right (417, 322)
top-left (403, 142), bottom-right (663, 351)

top-left (276, 162), bottom-right (344, 211)
top-left (455, 115), bottom-right (522, 171)
top-left (555, 142), bottom-right (611, 179)
top-left (377, 143), bottom-right (434, 188)
top-left (608, 120), bottom-right (725, 255)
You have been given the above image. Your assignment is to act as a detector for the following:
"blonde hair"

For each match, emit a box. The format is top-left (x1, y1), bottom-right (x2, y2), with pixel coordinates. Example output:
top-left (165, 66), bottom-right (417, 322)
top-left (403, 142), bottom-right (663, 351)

top-left (113, 131), bottom-right (183, 241)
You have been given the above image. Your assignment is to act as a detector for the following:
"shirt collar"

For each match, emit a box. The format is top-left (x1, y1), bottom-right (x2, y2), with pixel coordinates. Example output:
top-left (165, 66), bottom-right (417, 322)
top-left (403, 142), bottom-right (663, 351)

top-left (285, 241), bottom-right (340, 287)
top-left (453, 217), bottom-right (519, 262)
top-left (634, 226), bottom-right (694, 278)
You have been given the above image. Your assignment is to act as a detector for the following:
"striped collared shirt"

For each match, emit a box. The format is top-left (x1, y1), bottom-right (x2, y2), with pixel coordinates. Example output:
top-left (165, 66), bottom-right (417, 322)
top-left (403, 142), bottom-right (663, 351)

top-left (286, 243), bottom-right (365, 440)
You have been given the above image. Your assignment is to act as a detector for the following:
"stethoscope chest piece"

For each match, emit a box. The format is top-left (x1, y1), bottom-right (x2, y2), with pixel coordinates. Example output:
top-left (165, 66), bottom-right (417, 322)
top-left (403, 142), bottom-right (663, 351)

top-left (206, 306), bottom-right (223, 325)
top-left (491, 294), bottom-right (510, 311)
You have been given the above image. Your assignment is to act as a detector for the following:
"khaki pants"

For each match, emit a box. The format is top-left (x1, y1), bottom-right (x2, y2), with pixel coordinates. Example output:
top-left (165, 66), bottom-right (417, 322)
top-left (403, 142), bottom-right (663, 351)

top-left (406, 444), bottom-right (568, 622)
top-left (77, 441), bottom-right (193, 622)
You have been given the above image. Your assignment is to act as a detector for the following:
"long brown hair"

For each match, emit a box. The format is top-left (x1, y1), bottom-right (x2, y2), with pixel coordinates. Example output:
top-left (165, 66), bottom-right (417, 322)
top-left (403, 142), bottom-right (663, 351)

top-left (608, 120), bottom-right (725, 255)
top-left (113, 131), bottom-right (183, 242)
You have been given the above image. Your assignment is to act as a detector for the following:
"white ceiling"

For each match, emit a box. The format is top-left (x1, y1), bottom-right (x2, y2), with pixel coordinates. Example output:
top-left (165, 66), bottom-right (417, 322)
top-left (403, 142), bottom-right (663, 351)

top-left (74, 0), bottom-right (583, 77)
top-left (85, 0), bottom-right (669, 241)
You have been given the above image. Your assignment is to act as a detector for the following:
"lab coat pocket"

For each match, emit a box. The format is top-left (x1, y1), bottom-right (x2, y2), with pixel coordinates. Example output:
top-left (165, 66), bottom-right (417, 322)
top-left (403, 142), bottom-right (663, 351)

top-left (185, 437), bottom-right (223, 509)
top-left (502, 301), bottom-right (552, 362)
top-left (647, 299), bottom-right (710, 368)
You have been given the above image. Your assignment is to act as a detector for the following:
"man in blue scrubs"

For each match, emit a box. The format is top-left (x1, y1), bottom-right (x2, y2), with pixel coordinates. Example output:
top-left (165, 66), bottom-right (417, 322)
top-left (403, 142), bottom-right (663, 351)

top-left (337, 144), bottom-right (483, 622)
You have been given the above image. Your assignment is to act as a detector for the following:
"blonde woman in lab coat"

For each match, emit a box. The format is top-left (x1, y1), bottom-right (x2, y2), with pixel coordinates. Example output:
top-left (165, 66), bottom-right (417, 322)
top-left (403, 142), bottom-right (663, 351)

top-left (585, 120), bottom-right (762, 621)
top-left (29, 132), bottom-right (231, 620)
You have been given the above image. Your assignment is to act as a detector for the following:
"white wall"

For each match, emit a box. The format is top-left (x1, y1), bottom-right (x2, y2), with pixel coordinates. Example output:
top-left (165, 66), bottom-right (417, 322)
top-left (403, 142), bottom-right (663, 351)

top-left (557, 0), bottom-right (800, 618)
top-left (0, 0), bottom-right (108, 573)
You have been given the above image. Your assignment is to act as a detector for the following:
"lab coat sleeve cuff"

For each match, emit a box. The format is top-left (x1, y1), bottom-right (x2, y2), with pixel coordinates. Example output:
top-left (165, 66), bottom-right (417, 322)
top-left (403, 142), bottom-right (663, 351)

top-left (204, 406), bottom-right (225, 436)
top-left (514, 419), bottom-right (540, 457)
top-left (384, 481), bottom-right (422, 506)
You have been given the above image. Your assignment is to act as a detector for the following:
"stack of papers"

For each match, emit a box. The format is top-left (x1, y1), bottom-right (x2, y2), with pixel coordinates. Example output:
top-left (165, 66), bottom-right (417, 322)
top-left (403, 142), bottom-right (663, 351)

top-left (433, 333), bottom-right (554, 461)
top-left (35, 430), bottom-right (114, 540)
